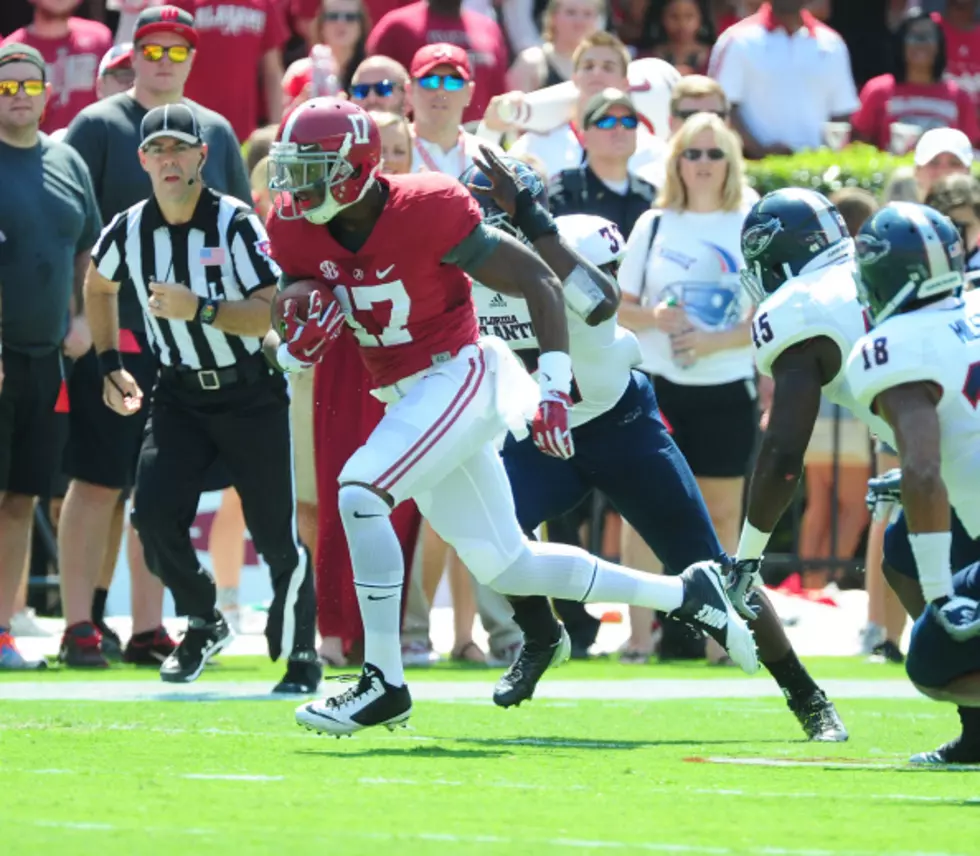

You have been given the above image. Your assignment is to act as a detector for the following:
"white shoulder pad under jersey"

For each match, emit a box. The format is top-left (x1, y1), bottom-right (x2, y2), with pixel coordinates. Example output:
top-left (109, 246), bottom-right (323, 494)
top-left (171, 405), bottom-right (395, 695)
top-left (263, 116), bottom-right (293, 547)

top-left (845, 291), bottom-right (980, 537)
top-left (751, 262), bottom-right (863, 380)
top-left (553, 213), bottom-right (625, 268)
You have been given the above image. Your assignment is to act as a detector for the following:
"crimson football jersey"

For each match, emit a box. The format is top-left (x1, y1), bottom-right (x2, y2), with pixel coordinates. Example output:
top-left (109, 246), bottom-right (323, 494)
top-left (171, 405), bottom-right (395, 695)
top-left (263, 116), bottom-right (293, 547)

top-left (267, 172), bottom-right (483, 387)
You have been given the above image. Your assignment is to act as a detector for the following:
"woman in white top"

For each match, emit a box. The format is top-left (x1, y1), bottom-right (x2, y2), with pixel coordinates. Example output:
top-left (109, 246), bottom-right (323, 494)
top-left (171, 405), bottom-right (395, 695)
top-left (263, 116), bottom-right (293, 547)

top-left (616, 112), bottom-right (755, 662)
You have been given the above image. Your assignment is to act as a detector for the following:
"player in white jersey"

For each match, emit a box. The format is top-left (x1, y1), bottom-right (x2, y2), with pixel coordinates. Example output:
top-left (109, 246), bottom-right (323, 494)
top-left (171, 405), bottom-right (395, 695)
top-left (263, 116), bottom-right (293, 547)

top-left (457, 155), bottom-right (863, 730)
top-left (846, 201), bottom-right (980, 764)
top-left (731, 188), bottom-right (980, 760)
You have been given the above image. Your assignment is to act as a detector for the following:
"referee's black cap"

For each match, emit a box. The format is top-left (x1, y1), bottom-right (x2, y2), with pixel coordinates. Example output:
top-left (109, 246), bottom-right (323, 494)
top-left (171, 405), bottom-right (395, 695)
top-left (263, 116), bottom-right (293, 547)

top-left (140, 103), bottom-right (204, 149)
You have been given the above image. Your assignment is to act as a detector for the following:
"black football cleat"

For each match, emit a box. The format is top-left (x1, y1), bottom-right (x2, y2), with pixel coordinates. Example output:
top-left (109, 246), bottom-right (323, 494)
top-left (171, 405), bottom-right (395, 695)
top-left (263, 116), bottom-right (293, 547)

top-left (788, 689), bottom-right (849, 742)
top-left (273, 650), bottom-right (322, 694)
top-left (295, 663), bottom-right (411, 736)
top-left (160, 615), bottom-right (232, 683)
top-left (493, 625), bottom-right (571, 708)
top-left (96, 621), bottom-right (124, 661)
top-left (910, 735), bottom-right (980, 765)
top-left (670, 561), bottom-right (759, 674)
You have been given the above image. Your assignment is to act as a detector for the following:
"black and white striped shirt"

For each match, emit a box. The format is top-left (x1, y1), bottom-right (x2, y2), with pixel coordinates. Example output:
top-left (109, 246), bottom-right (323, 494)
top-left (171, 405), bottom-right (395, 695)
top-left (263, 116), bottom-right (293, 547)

top-left (92, 188), bottom-right (280, 370)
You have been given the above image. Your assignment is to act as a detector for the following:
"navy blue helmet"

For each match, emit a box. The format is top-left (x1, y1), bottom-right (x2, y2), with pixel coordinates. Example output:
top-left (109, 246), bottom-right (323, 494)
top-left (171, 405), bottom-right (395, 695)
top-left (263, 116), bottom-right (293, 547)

top-left (854, 201), bottom-right (964, 326)
top-left (740, 188), bottom-right (853, 304)
top-left (459, 157), bottom-right (547, 241)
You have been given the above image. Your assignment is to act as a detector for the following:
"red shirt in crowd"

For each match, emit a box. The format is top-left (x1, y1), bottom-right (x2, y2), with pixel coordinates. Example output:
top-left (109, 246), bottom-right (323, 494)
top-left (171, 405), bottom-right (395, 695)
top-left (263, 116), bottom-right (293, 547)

top-left (171, 0), bottom-right (289, 140)
top-left (935, 13), bottom-right (980, 113)
top-left (852, 73), bottom-right (980, 149)
top-left (366, 0), bottom-right (507, 124)
top-left (2, 18), bottom-right (112, 133)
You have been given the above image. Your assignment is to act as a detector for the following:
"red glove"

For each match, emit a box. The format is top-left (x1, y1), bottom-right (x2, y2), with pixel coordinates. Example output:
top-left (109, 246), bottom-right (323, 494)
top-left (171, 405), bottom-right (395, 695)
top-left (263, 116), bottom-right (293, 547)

top-left (279, 291), bottom-right (346, 370)
top-left (532, 389), bottom-right (575, 459)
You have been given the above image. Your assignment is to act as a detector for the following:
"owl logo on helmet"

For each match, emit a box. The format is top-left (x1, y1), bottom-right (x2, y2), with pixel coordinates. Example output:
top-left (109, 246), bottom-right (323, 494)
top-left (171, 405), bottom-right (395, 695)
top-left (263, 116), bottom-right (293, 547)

top-left (854, 234), bottom-right (891, 267)
top-left (269, 98), bottom-right (382, 225)
top-left (742, 217), bottom-right (784, 261)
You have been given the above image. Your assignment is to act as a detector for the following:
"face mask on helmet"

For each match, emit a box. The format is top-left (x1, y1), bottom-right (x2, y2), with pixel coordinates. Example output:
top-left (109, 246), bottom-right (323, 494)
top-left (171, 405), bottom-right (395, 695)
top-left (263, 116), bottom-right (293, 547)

top-left (269, 138), bottom-right (375, 225)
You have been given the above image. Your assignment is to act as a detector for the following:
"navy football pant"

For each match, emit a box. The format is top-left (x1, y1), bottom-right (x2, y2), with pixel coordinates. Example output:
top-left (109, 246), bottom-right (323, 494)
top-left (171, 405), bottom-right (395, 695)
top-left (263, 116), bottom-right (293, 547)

top-left (501, 372), bottom-right (724, 575)
top-left (884, 510), bottom-right (980, 688)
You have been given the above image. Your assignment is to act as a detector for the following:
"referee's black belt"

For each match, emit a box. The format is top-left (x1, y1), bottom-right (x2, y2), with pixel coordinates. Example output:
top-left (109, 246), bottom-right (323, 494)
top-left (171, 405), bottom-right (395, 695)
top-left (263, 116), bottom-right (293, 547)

top-left (159, 356), bottom-right (267, 392)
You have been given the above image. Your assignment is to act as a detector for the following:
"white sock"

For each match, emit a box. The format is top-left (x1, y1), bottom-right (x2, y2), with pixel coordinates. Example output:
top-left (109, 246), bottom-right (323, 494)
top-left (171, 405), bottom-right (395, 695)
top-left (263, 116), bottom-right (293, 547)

top-left (338, 485), bottom-right (405, 686)
top-left (491, 541), bottom-right (684, 612)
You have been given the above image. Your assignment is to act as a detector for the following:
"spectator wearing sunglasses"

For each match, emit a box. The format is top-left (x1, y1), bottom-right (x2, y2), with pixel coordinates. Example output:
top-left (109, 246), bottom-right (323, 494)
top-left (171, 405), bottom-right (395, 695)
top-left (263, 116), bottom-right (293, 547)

top-left (58, 5), bottom-right (249, 669)
top-left (1, 0), bottom-right (112, 134)
top-left (851, 9), bottom-right (980, 151)
top-left (0, 44), bottom-right (102, 670)
top-left (616, 112), bottom-right (755, 663)
top-left (170, 0), bottom-right (289, 141)
top-left (508, 32), bottom-right (667, 183)
top-left (408, 43), bottom-right (503, 174)
top-left (349, 55), bottom-right (408, 114)
top-left (549, 89), bottom-right (657, 239)
top-left (282, 0), bottom-right (368, 108)
top-left (366, 0), bottom-right (509, 124)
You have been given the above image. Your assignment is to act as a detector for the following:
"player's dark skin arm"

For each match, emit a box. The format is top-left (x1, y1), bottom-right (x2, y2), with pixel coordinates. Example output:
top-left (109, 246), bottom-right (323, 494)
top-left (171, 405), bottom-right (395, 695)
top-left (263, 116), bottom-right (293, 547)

top-left (468, 145), bottom-right (618, 326)
top-left (875, 382), bottom-right (948, 535)
top-left (744, 339), bottom-right (831, 532)
top-left (462, 232), bottom-right (570, 355)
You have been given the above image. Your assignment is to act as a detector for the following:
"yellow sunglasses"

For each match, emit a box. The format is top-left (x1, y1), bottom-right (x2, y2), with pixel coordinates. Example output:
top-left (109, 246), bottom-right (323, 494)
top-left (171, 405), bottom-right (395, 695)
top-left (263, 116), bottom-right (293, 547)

top-left (140, 44), bottom-right (191, 63)
top-left (0, 78), bottom-right (44, 97)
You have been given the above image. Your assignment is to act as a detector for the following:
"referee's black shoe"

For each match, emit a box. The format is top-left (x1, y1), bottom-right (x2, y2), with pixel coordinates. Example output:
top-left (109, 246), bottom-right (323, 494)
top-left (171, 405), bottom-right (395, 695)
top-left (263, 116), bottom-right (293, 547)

top-left (160, 614), bottom-right (233, 683)
top-left (273, 649), bottom-right (322, 694)
top-left (492, 624), bottom-right (571, 708)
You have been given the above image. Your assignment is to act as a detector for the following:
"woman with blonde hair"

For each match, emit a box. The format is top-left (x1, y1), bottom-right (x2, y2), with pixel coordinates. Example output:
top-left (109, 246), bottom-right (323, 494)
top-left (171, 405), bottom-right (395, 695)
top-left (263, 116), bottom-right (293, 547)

top-left (506, 0), bottom-right (603, 92)
top-left (616, 112), bottom-right (755, 662)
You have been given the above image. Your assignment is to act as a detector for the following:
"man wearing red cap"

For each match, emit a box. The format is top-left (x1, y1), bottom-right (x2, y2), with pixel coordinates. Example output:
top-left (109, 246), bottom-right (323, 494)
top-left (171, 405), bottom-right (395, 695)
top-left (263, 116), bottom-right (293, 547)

top-left (366, 0), bottom-right (507, 124)
top-left (409, 43), bottom-right (488, 173)
top-left (1, 0), bottom-right (113, 133)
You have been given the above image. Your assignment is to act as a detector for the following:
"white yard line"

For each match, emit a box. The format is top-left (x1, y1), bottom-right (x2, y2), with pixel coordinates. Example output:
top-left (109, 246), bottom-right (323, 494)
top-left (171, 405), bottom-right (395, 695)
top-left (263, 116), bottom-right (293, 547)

top-left (180, 774), bottom-right (284, 782)
top-left (23, 822), bottom-right (971, 856)
top-left (0, 678), bottom-right (923, 703)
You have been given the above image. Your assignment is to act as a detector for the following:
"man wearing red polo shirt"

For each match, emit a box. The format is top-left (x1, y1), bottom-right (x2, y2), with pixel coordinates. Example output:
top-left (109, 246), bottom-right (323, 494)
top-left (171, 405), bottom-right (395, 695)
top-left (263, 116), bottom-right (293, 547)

top-left (2, 0), bottom-right (112, 133)
top-left (366, 0), bottom-right (507, 124)
top-left (171, 0), bottom-right (289, 139)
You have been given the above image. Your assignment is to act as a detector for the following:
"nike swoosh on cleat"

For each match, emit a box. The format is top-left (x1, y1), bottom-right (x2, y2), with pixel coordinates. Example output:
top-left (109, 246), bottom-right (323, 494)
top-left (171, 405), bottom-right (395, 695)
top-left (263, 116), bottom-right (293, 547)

top-left (367, 594), bottom-right (396, 601)
top-left (352, 512), bottom-right (382, 519)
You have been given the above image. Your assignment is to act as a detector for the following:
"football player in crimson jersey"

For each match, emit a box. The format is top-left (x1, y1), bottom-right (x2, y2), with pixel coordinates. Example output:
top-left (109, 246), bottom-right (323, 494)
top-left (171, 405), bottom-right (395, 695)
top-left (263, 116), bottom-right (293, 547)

top-left (265, 98), bottom-right (758, 736)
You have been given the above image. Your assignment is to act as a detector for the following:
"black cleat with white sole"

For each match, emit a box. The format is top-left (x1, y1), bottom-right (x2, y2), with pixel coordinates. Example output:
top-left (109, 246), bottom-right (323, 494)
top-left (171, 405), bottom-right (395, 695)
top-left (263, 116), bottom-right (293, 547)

top-left (910, 735), bottom-right (980, 766)
top-left (493, 624), bottom-right (571, 708)
top-left (788, 690), bottom-right (848, 742)
top-left (160, 615), bottom-right (233, 683)
top-left (295, 663), bottom-right (411, 736)
top-left (670, 561), bottom-right (759, 675)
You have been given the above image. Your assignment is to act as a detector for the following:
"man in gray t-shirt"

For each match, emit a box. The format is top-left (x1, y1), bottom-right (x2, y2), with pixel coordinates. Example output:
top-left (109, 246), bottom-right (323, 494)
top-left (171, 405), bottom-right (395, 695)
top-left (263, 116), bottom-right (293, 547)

top-left (0, 43), bottom-right (101, 671)
top-left (57, 5), bottom-right (251, 669)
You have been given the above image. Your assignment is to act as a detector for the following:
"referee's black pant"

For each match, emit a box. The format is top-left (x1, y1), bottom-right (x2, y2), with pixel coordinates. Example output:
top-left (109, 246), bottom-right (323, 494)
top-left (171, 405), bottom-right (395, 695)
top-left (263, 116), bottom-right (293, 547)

top-left (131, 357), bottom-right (316, 661)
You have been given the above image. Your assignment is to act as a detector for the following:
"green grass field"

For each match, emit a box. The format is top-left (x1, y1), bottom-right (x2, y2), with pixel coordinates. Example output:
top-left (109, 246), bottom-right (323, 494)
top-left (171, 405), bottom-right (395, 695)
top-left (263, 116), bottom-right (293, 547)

top-left (3, 658), bottom-right (978, 856)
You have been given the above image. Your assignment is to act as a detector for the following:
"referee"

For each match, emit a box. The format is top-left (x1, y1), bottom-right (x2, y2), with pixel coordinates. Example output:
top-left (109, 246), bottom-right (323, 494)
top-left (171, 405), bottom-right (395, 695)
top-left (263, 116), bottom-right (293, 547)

top-left (83, 104), bottom-right (320, 692)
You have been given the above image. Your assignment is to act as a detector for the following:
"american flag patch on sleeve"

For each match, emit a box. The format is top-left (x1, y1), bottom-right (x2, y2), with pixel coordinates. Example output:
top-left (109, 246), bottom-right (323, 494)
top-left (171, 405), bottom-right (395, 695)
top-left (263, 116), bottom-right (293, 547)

top-left (200, 247), bottom-right (226, 266)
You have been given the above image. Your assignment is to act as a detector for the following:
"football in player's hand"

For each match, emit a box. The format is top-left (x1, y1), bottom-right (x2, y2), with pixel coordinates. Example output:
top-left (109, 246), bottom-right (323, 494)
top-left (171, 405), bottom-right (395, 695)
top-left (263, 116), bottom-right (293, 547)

top-left (272, 278), bottom-right (336, 333)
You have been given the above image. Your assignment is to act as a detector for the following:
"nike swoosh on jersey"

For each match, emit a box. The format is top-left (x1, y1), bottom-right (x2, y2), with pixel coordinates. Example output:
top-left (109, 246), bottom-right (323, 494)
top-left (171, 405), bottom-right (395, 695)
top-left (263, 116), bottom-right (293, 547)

top-left (377, 264), bottom-right (396, 278)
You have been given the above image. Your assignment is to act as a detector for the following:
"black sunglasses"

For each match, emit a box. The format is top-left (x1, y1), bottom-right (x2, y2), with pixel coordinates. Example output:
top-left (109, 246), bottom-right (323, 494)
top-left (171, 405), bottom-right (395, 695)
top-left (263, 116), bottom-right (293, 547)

top-left (322, 11), bottom-right (360, 22)
top-left (681, 147), bottom-right (727, 162)
top-left (350, 79), bottom-right (399, 99)
top-left (673, 107), bottom-right (729, 122)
